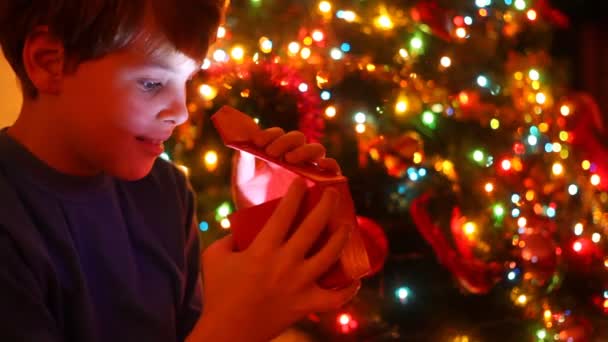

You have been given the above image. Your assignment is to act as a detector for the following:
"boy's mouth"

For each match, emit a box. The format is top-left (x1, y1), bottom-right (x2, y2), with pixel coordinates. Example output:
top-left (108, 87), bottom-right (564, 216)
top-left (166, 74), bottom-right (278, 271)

top-left (136, 136), bottom-right (164, 145)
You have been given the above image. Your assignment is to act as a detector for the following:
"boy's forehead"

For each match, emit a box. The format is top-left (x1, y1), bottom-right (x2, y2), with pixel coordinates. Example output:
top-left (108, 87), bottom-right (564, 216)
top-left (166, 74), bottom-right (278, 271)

top-left (126, 37), bottom-right (204, 72)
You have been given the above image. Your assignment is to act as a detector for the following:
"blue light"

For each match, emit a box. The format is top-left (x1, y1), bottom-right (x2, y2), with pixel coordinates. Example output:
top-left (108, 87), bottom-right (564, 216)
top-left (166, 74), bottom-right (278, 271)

top-left (321, 91), bottom-right (331, 101)
top-left (199, 221), bottom-right (209, 232)
top-left (518, 227), bottom-right (525, 234)
top-left (505, 0), bottom-right (513, 5)
top-left (408, 168), bottom-right (419, 181)
top-left (160, 152), bottom-right (171, 161)
top-left (603, 290), bottom-right (608, 299)
top-left (544, 143), bottom-right (553, 153)
top-left (418, 168), bottom-right (427, 177)
top-left (530, 126), bottom-right (539, 136)
top-left (511, 194), bottom-right (521, 204)
top-left (546, 207), bottom-right (556, 218)
top-left (395, 286), bottom-right (411, 303)
top-left (507, 271), bottom-right (517, 280)
top-left (336, 10), bottom-right (345, 19)
top-left (398, 185), bottom-right (407, 194)
top-left (512, 208), bottom-right (520, 218)
top-left (340, 42), bottom-right (351, 52)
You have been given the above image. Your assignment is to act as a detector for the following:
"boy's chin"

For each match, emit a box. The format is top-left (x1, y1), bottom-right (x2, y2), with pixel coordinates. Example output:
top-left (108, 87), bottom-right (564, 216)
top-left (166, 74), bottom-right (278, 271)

top-left (107, 159), bottom-right (156, 181)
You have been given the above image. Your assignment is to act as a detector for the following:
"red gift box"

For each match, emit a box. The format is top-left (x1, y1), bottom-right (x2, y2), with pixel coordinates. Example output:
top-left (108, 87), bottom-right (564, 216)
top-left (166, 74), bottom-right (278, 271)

top-left (211, 106), bottom-right (373, 289)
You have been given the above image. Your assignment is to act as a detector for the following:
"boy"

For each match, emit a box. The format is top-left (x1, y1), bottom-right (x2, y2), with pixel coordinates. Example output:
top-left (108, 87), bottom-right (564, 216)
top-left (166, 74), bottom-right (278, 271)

top-left (0, 1), bottom-right (360, 341)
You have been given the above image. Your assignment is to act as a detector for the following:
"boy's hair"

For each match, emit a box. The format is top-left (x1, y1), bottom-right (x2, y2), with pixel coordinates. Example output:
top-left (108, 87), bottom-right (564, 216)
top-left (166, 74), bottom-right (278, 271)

top-left (0, 0), bottom-right (228, 99)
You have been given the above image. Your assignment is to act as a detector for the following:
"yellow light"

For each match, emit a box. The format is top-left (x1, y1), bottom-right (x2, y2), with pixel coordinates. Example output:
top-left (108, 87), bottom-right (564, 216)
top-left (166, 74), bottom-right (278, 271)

top-left (517, 217), bottom-right (527, 227)
top-left (456, 27), bottom-right (467, 39)
top-left (539, 122), bottom-right (549, 132)
top-left (591, 174), bottom-right (601, 186)
top-left (485, 182), bottom-right (494, 193)
top-left (399, 48), bottom-right (409, 59)
top-left (463, 222), bottom-right (477, 236)
top-left (560, 105), bottom-right (571, 116)
top-left (312, 30), bottom-right (324, 42)
top-left (260, 39), bottom-right (273, 54)
top-left (220, 218), bottom-right (231, 229)
top-left (303, 36), bottom-right (313, 46)
top-left (440, 56), bottom-right (452, 68)
top-left (342, 10), bottom-right (357, 22)
top-left (552, 142), bottom-right (562, 152)
top-left (536, 92), bottom-right (547, 105)
top-left (544, 310), bottom-right (552, 320)
top-left (204, 150), bottom-right (219, 171)
top-left (604, 258), bottom-right (608, 268)
top-left (514, 71), bottom-right (524, 81)
top-left (375, 15), bottom-right (394, 30)
top-left (325, 106), bottom-right (337, 118)
top-left (355, 123), bottom-right (366, 134)
top-left (490, 118), bottom-right (500, 130)
top-left (288, 42), bottom-right (301, 55)
top-left (216, 26), bottom-right (226, 39)
top-left (198, 84), bottom-right (218, 101)
top-left (552, 163), bottom-right (564, 176)
top-left (592, 233), bottom-right (601, 243)
top-left (177, 165), bottom-right (189, 177)
top-left (300, 47), bottom-right (312, 59)
top-left (396, 100), bottom-right (408, 114)
top-left (527, 9), bottom-right (537, 21)
top-left (366, 64), bottom-right (376, 72)
top-left (231, 46), bottom-right (245, 60)
top-left (531, 80), bottom-right (541, 90)
top-left (479, 8), bottom-right (488, 17)
top-left (526, 190), bottom-right (535, 201)
top-left (517, 294), bottom-right (527, 305)
top-left (574, 223), bottom-right (584, 236)
top-left (559, 131), bottom-right (569, 142)
top-left (529, 69), bottom-right (540, 81)
top-left (413, 152), bottom-right (423, 164)
top-left (582, 160), bottom-right (591, 170)
top-left (318, 1), bottom-right (332, 13)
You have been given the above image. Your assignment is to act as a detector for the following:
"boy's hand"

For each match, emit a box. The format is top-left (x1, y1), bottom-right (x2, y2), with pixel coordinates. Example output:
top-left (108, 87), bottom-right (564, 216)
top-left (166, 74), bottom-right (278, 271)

top-left (192, 179), bottom-right (360, 342)
top-left (232, 128), bottom-right (341, 209)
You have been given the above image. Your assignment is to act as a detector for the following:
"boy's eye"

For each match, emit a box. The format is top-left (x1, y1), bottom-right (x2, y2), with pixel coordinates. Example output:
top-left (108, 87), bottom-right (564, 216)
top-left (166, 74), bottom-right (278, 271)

top-left (138, 80), bottom-right (163, 92)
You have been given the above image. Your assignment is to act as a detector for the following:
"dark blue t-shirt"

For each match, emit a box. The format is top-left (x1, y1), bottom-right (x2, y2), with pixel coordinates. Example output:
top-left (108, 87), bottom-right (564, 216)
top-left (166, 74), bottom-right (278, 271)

top-left (0, 130), bottom-right (202, 341)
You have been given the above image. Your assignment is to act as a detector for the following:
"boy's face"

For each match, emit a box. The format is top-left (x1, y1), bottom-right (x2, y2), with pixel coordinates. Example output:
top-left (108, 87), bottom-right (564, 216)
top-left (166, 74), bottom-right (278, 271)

top-left (57, 40), bottom-right (200, 180)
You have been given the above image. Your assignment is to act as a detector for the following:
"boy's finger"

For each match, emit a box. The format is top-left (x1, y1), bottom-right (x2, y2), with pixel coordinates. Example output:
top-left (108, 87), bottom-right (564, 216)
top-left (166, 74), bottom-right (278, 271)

top-left (303, 280), bottom-right (361, 313)
top-left (252, 127), bottom-right (285, 148)
top-left (202, 234), bottom-right (235, 263)
top-left (283, 188), bottom-right (339, 261)
top-left (265, 131), bottom-right (306, 158)
top-left (300, 224), bottom-right (352, 281)
top-left (316, 158), bottom-right (342, 175)
top-left (251, 178), bottom-right (307, 248)
top-left (284, 143), bottom-right (326, 164)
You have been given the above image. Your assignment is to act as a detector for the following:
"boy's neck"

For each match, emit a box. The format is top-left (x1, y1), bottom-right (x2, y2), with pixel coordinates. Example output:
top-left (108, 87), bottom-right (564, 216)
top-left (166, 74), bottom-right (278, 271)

top-left (8, 100), bottom-right (101, 177)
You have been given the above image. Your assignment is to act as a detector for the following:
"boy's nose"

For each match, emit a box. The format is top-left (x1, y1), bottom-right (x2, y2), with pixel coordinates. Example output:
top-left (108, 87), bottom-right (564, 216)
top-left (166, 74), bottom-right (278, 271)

top-left (160, 100), bottom-right (189, 126)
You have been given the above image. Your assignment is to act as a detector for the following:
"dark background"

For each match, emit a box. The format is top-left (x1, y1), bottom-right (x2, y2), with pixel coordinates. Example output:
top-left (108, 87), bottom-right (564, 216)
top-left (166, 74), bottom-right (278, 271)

top-left (552, 1), bottom-right (608, 120)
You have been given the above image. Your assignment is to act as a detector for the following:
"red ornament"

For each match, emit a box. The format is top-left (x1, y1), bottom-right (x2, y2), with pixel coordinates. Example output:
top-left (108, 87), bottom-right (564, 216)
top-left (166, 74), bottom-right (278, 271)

top-left (520, 232), bottom-right (558, 286)
top-left (410, 194), bottom-right (503, 294)
top-left (535, 0), bottom-right (570, 29)
top-left (410, 0), bottom-right (451, 42)
top-left (355, 216), bottom-right (389, 277)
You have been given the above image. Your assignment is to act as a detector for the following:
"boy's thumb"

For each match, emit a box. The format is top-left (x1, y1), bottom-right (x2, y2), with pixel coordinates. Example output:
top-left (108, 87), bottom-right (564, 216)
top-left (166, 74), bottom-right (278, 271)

top-left (202, 234), bottom-right (235, 261)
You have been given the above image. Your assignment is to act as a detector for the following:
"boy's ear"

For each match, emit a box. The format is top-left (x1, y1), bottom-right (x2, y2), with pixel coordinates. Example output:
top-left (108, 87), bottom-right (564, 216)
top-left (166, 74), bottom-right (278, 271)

top-left (22, 26), bottom-right (65, 95)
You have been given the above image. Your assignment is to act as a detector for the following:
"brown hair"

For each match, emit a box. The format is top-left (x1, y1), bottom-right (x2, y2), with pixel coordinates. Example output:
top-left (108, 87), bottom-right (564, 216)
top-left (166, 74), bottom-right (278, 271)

top-left (0, 0), bottom-right (228, 98)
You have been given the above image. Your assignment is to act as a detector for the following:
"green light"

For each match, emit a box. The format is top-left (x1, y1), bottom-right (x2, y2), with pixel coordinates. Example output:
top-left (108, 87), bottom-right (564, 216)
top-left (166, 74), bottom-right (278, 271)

top-left (494, 204), bottom-right (505, 218)
top-left (422, 111), bottom-right (436, 128)
top-left (536, 329), bottom-right (546, 340)
top-left (250, 0), bottom-right (262, 7)
top-left (473, 150), bottom-right (485, 163)
top-left (410, 37), bottom-right (423, 50)
top-left (514, 0), bottom-right (526, 10)
top-left (216, 201), bottom-right (233, 220)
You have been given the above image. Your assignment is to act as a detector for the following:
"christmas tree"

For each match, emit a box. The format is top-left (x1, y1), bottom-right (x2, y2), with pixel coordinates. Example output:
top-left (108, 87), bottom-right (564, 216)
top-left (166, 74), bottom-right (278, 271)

top-left (167, 0), bottom-right (608, 340)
